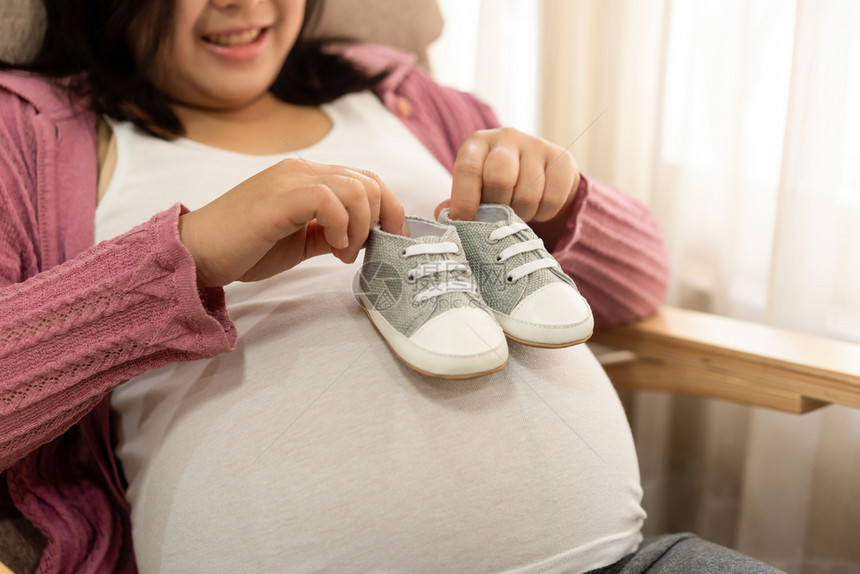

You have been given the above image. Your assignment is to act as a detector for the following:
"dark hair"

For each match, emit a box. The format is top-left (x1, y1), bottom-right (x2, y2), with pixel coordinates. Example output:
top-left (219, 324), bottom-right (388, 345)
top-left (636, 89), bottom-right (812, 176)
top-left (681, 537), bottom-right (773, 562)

top-left (0, 0), bottom-right (388, 138)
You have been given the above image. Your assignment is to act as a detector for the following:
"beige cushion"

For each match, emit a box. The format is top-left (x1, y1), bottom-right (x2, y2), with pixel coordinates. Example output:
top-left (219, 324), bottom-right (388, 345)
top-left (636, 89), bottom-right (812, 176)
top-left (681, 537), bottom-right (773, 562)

top-left (314, 0), bottom-right (443, 68)
top-left (0, 0), bottom-right (46, 64)
top-left (0, 0), bottom-right (443, 68)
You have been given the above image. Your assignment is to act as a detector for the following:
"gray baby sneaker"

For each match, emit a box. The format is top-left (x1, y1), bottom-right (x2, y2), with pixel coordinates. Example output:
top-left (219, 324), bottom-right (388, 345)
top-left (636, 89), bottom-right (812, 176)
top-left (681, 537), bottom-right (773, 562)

top-left (438, 204), bottom-right (593, 348)
top-left (353, 217), bottom-right (508, 379)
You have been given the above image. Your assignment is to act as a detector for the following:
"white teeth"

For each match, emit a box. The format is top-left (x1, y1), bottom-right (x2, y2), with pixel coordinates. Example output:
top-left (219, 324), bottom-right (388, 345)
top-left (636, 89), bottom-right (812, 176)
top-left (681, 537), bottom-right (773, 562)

top-left (204, 28), bottom-right (262, 47)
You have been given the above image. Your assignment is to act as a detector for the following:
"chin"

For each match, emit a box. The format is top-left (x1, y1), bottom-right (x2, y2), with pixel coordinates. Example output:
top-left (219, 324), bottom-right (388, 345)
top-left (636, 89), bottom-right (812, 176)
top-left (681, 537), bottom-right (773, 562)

top-left (219, 92), bottom-right (269, 109)
top-left (199, 84), bottom-right (276, 110)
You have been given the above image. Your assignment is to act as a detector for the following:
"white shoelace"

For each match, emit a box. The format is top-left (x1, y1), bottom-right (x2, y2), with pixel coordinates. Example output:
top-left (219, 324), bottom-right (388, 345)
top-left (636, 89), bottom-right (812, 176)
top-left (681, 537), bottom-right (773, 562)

top-left (488, 222), bottom-right (560, 283)
top-left (402, 242), bottom-right (477, 302)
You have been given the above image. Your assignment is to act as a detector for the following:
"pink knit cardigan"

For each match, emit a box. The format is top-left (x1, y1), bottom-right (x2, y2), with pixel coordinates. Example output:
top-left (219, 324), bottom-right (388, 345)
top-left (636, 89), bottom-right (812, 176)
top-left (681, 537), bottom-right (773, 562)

top-left (0, 44), bottom-right (669, 573)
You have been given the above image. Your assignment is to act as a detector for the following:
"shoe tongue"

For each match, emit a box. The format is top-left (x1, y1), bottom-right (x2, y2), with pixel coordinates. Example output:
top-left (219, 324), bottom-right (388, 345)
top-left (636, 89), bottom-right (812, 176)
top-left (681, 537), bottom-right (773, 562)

top-left (475, 203), bottom-right (517, 225)
top-left (413, 225), bottom-right (459, 245)
top-left (403, 218), bottom-right (460, 245)
top-left (439, 204), bottom-right (516, 226)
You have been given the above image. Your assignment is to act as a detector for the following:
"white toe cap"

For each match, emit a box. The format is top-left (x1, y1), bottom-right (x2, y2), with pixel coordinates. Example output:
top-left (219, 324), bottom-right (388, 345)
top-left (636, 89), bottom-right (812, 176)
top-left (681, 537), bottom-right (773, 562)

top-left (406, 307), bottom-right (508, 376)
top-left (510, 282), bottom-right (591, 326)
top-left (497, 282), bottom-right (593, 347)
top-left (411, 307), bottom-right (507, 357)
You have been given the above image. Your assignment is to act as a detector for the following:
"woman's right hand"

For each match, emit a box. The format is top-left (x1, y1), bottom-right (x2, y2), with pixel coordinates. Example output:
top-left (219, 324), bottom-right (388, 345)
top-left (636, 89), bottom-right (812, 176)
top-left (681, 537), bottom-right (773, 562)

top-left (178, 158), bottom-right (406, 288)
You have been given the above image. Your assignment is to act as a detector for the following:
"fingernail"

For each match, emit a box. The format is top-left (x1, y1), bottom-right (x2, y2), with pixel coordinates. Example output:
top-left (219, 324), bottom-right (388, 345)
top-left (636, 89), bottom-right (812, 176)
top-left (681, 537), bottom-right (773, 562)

top-left (339, 234), bottom-right (349, 249)
top-left (400, 222), bottom-right (410, 237)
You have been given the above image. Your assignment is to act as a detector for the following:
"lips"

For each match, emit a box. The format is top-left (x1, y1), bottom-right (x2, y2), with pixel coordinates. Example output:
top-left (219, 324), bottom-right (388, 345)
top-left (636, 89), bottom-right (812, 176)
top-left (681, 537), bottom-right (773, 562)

top-left (200, 26), bottom-right (270, 62)
top-left (202, 27), bottom-right (264, 47)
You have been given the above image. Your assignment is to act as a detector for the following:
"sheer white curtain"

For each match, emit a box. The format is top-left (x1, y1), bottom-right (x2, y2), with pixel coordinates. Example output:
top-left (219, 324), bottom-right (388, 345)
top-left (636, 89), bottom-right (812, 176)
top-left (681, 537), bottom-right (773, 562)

top-left (432, 1), bottom-right (860, 572)
top-left (429, 0), bottom-right (540, 134)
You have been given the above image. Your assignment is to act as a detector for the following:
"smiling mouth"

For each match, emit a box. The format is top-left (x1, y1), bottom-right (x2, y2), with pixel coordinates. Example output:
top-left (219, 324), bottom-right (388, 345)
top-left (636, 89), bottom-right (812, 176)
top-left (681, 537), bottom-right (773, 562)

top-left (202, 28), bottom-right (266, 47)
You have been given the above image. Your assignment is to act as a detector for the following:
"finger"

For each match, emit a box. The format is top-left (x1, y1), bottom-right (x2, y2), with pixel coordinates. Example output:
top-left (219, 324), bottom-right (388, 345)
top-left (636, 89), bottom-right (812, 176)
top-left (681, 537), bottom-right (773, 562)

top-left (353, 169), bottom-right (406, 237)
top-left (305, 183), bottom-right (352, 250)
top-left (510, 149), bottom-right (545, 222)
top-left (352, 168), bottom-right (383, 232)
top-left (258, 160), bottom-right (347, 244)
top-left (302, 220), bottom-right (337, 260)
top-left (263, 173), bottom-right (351, 251)
top-left (239, 228), bottom-right (314, 282)
top-left (329, 173), bottom-right (373, 263)
top-left (375, 177), bottom-right (408, 237)
top-left (480, 145), bottom-right (519, 206)
top-left (240, 186), bottom-right (350, 281)
top-left (536, 150), bottom-right (578, 222)
top-left (449, 135), bottom-right (490, 220)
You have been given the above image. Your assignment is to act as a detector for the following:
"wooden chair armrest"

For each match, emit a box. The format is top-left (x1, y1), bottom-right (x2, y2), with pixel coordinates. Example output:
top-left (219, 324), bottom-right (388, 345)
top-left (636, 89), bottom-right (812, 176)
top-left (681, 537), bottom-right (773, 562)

top-left (590, 306), bottom-right (860, 413)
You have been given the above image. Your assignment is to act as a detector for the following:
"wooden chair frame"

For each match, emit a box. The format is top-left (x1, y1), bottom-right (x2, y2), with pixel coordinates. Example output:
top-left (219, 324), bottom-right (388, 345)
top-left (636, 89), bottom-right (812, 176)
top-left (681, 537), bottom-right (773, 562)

top-left (591, 306), bottom-right (860, 414)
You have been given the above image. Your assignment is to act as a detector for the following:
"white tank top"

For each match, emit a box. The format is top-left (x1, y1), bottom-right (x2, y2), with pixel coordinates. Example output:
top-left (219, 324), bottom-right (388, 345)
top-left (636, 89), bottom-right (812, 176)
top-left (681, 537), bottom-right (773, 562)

top-left (101, 91), bottom-right (645, 574)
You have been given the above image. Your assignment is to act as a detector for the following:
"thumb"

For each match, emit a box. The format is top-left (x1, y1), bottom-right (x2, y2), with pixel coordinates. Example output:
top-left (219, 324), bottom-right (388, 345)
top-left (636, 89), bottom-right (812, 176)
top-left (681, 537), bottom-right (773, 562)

top-left (434, 199), bottom-right (451, 220)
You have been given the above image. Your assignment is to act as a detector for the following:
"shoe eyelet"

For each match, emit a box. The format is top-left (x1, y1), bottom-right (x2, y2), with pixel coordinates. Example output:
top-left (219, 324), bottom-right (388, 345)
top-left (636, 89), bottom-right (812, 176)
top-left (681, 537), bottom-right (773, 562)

top-left (494, 254), bottom-right (503, 263)
top-left (486, 236), bottom-right (499, 245)
top-left (400, 248), bottom-right (408, 258)
top-left (406, 272), bottom-right (416, 283)
top-left (505, 275), bottom-right (515, 283)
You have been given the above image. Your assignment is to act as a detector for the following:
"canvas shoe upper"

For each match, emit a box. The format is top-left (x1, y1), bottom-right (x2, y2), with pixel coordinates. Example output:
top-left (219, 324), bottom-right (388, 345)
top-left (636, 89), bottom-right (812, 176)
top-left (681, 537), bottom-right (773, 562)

top-left (353, 217), bottom-right (508, 379)
top-left (438, 204), bottom-right (593, 348)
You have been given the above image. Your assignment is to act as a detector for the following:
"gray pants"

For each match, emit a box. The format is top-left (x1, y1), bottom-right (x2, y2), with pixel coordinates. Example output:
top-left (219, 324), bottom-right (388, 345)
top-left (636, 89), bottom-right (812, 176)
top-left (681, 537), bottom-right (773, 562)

top-left (587, 533), bottom-right (786, 574)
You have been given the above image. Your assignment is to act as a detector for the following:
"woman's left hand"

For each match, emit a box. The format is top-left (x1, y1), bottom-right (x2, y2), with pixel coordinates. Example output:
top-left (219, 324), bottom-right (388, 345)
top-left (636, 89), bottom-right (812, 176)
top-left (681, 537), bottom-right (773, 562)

top-left (434, 127), bottom-right (580, 224)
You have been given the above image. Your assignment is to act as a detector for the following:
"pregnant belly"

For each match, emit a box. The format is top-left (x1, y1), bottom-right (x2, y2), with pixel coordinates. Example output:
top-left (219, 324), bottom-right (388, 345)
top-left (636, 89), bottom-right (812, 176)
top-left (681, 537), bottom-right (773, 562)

top-left (113, 289), bottom-right (644, 573)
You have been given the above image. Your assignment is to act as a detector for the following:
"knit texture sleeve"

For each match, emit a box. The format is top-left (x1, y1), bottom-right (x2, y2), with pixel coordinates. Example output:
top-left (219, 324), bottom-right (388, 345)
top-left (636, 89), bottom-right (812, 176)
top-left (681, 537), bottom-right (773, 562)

top-left (0, 204), bottom-right (237, 471)
top-left (552, 175), bottom-right (670, 326)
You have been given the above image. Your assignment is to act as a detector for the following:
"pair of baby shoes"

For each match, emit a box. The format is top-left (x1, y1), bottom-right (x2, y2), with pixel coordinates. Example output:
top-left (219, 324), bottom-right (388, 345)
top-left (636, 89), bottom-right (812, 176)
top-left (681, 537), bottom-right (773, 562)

top-left (353, 204), bottom-right (593, 379)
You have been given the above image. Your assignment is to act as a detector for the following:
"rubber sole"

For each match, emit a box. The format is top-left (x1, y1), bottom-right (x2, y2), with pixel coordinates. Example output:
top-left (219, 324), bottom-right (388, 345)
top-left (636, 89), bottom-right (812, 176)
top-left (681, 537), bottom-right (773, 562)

top-left (356, 288), bottom-right (509, 379)
top-left (493, 310), bottom-right (594, 349)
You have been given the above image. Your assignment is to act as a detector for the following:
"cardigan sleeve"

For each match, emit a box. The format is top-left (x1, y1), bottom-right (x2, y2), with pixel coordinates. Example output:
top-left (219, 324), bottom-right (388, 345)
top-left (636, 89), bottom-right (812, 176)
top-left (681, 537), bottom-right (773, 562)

top-left (0, 90), bottom-right (237, 471)
top-left (551, 175), bottom-right (670, 326)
